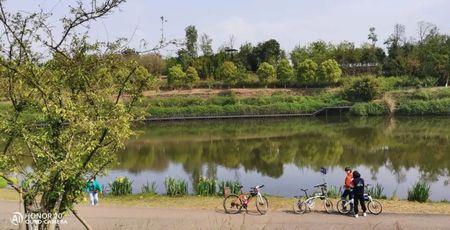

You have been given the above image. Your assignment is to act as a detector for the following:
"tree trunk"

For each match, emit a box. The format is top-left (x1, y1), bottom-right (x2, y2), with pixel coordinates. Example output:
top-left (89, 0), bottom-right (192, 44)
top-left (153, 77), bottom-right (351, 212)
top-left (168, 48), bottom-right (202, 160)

top-left (70, 209), bottom-right (92, 230)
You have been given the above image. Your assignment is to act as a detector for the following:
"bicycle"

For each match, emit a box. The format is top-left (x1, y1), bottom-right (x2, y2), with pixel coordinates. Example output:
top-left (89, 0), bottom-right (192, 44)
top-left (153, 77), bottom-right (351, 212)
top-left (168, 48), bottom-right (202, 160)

top-left (223, 185), bottom-right (268, 215)
top-left (336, 184), bottom-right (383, 215)
top-left (293, 183), bottom-right (333, 214)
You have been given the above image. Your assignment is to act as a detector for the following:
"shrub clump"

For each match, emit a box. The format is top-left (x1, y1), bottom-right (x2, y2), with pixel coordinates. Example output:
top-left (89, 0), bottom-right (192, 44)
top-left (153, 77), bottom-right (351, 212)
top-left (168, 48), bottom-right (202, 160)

top-left (344, 76), bottom-right (380, 102)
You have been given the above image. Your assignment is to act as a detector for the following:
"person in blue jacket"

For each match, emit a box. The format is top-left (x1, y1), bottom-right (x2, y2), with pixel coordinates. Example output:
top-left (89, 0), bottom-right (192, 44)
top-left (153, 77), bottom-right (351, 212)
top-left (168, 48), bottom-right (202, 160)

top-left (85, 176), bottom-right (102, 206)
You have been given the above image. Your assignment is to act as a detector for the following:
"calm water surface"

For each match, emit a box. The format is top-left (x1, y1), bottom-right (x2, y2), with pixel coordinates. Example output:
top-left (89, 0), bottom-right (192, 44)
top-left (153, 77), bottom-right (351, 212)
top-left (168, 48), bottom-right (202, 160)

top-left (99, 116), bottom-right (450, 201)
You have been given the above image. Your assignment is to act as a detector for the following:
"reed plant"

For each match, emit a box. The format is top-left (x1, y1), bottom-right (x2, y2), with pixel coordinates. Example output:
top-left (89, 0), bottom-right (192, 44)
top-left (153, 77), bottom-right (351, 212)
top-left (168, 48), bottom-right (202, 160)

top-left (197, 177), bottom-right (217, 196)
top-left (165, 177), bottom-right (188, 196)
top-left (110, 177), bottom-right (133, 196)
top-left (326, 185), bottom-right (341, 198)
top-left (218, 180), bottom-right (241, 196)
top-left (141, 181), bottom-right (157, 195)
top-left (407, 182), bottom-right (430, 203)
top-left (368, 183), bottom-right (387, 199)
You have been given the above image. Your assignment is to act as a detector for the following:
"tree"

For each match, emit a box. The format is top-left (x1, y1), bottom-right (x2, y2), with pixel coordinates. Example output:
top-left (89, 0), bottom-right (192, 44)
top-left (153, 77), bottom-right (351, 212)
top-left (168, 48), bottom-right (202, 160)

top-left (297, 59), bottom-right (318, 86)
top-left (276, 59), bottom-right (294, 87)
top-left (254, 39), bottom-right (284, 66)
top-left (200, 33), bottom-right (213, 56)
top-left (257, 62), bottom-right (276, 87)
top-left (185, 25), bottom-right (198, 58)
top-left (368, 27), bottom-right (378, 47)
top-left (185, 66), bottom-right (200, 88)
top-left (0, 1), bottom-right (155, 229)
top-left (217, 61), bottom-right (238, 87)
top-left (138, 54), bottom-right (166, 76)
top-left (319, 59), bottom-right (342, 85)
top-left (418, 34), bottom-right (450, 86)
top-left (237, 42), bottom-right (258, 71)
top-left (167, 65), bottom-right (186, 88)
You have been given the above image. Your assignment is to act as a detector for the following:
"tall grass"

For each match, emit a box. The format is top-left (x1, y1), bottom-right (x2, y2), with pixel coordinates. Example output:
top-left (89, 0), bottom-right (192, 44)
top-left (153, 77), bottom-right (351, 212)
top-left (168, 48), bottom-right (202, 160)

top-left (218, 180), bottom-right (241, 196)
top-left (197, 177), bottom-right (217, 196)
top-left (165, 177), bottom-right (188, 197)
top-left (110, 177), bottom-right (133, 196)
top-left (326, 185), bottom-right (341, 198)
top-left (141, 181), bottom-right (157, 195)
top-left (368, 183), bottom-right (387, 199)
top-left (407, 182), bottom-right (430, 203)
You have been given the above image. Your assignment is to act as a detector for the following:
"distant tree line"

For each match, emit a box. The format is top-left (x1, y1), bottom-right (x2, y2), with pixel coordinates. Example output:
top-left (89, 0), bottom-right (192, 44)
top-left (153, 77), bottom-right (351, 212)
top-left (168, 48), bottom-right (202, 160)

top-left (125, 22), bottom-right (449, 89)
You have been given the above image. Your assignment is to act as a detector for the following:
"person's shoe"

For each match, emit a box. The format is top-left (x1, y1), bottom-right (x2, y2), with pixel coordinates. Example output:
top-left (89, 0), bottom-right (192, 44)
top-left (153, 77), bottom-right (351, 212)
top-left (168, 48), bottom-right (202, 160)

top-left (363, 212), bottom-right (367, 217)
top-left (354, 214), bottom-right (359, 218)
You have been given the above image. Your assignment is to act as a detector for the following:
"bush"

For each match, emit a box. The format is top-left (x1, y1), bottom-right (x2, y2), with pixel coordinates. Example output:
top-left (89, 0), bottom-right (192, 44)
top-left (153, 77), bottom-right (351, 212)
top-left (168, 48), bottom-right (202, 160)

top-left (407, 182), bottom-right (430, 203)
top-left (319, 59), bottom-right (342, 85)
top-left (165, 177), bottom-right (188, 196)
top-left (185, 66), bottom-right (200, 88)
top-left (110, 177), bottom-right (133, 196)
top-left (297, 59), bottom-right (318, 86)
top-left (350, 102), bottom-right (387, 116)
top-left (217, 61), bottom-right (238, 87)
top-left (344, 76), bottom-right (380, 102)
top-left (167, 65), bottom-right (186, 87)
top-left (141, 181), bottom-right (157, 195)
top-left (218, 180), bottom-right (241, 196)
top-left (276, 59), bottom-right (294, 87)
top-left (257, 62), bottom-right (276, 86)
top-left (196, 177), bottom-right (217, 196)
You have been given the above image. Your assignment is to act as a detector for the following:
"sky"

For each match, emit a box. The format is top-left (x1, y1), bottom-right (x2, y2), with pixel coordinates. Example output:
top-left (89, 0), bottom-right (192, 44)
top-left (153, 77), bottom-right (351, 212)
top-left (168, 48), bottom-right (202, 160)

top-left (4, 0), bottom-right (450, 56)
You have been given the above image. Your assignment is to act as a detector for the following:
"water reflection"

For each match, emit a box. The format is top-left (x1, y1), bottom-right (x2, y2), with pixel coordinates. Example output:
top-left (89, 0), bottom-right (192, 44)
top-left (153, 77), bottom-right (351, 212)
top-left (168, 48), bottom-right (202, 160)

top-left (113, 117), bottom-right (450, 200)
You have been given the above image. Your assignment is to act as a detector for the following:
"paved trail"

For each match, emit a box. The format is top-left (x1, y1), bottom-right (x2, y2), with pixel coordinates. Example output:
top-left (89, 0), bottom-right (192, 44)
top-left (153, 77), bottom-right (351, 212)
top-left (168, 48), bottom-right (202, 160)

top-left (1, 200), bottom-right (449, 229)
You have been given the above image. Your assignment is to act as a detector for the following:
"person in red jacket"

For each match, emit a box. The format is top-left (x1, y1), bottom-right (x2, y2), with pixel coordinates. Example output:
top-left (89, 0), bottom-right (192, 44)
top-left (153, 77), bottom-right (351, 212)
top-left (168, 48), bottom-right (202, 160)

top-left (340, 167), bottom-right (353, 213)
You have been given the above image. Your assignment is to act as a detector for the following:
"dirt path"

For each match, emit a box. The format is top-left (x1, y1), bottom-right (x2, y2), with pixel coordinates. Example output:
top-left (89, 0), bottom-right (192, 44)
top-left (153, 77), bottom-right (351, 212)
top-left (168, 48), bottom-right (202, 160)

top-left (1, 200), bottom-right (449, 230)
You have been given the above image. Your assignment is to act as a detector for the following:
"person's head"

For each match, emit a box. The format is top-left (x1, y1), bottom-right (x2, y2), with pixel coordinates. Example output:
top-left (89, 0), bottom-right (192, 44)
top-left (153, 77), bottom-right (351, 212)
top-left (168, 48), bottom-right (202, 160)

top-left (352, 170), bottom-right (361, 179)
top-left (344, 167), bottom-right (352, 173)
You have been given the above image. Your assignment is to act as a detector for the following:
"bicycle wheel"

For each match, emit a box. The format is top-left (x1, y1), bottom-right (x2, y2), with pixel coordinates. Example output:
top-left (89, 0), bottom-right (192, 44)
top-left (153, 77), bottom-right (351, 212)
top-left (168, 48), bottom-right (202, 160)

top-left (368, 200), bottom-right (382, 215)
top-left (256, 195), bottom-right (269, 215)
top-left (336, 199), bottom-right (351, 214)
top-left (323, 198), bottom-right (334, 213)
top-left (223, 194), bottom-right (243, 214)
top-left (293, 198), bottom-right (304, 214)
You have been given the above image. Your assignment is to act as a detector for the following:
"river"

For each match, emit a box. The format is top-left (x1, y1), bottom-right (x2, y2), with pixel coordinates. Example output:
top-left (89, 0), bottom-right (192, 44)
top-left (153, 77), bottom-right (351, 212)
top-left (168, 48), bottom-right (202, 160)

top-left (99, 116), bottom-right (450, 201)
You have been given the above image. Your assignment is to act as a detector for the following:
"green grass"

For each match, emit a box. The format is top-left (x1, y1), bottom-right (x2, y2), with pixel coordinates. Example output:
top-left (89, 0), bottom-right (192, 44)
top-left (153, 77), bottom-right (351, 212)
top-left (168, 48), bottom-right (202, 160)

top-left (396, 99), bottom-right (450, 115)
top-left (146, 93), bottom-right (350, 118)
top-left (164, 177), bottom-right (188, 197)
top-left (407, 182), bottom-right (430, 203)
top-left (350, 102), bottom-right (387, 116)
top-left (110, 177), bottom-right (133, 196)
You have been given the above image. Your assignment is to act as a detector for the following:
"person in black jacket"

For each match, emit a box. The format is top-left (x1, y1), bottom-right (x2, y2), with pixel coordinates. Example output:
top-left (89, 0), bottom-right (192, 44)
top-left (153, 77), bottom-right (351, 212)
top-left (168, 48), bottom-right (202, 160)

top-left (351, 170), bottom-right (367, 218)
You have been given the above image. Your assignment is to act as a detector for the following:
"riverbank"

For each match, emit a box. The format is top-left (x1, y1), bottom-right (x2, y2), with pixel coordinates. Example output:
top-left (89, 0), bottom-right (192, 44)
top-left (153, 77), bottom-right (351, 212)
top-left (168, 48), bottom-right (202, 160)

top-left (1, 188), bottom-right (450, 215)
top-left (141, 87), bottom-right (450, 118)
top-left (1, 87), bottom-right (449, 119)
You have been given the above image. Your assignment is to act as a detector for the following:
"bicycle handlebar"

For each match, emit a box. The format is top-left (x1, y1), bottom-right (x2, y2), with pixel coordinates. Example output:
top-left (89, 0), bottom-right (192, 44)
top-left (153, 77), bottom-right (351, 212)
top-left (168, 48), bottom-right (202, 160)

top-left (314, 183), bottom-right (327, 188)
top-left (252, 185), bottom-right (265, 189)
